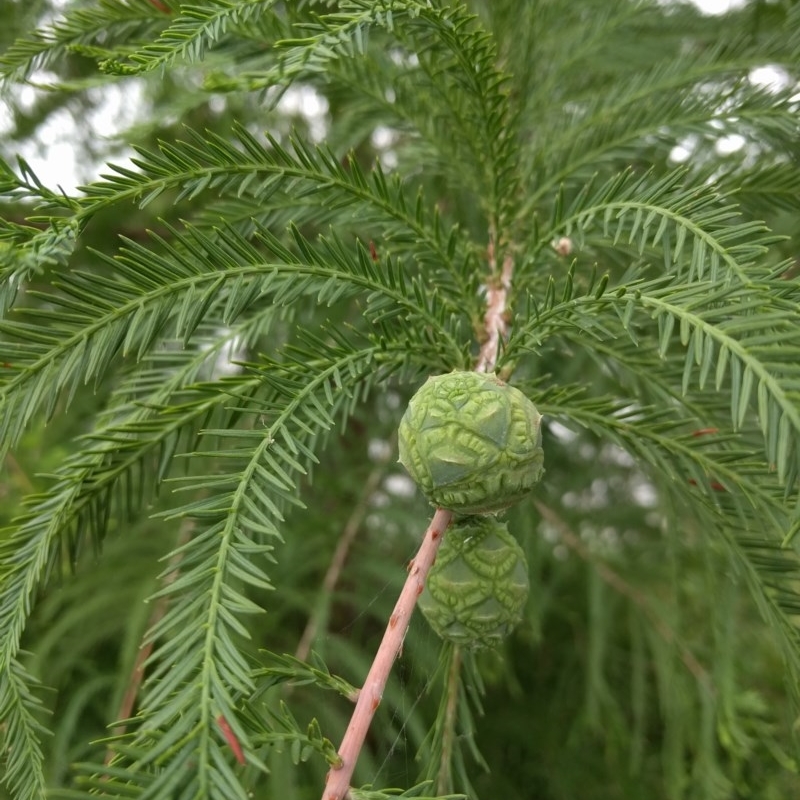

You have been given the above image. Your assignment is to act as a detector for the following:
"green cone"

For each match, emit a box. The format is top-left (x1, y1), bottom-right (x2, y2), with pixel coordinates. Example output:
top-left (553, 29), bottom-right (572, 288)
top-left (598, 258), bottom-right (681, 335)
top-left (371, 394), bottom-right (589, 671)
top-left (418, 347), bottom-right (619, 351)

top-left (419, 517), bottom-right (529, 649)
top-left (398, 371), bottom-right (544, 514)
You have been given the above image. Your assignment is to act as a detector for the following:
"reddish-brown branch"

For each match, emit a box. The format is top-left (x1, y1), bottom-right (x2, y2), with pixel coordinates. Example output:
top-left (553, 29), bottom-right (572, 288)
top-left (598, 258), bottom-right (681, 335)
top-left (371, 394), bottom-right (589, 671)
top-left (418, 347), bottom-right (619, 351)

top-left (321, 508), bottom-right (453, 800)
top-left (475, 250), bottom-right (514, 373)
top-left (322, 229), bottom-right (512, 799)
top-left (217, 714), bottom-right (246, 765)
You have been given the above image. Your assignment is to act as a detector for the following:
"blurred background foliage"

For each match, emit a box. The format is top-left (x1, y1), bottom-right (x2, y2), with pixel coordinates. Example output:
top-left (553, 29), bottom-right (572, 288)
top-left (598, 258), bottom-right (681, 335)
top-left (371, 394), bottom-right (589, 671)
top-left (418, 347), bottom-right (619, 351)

top-left (1, 0), bottom-right (800, 798)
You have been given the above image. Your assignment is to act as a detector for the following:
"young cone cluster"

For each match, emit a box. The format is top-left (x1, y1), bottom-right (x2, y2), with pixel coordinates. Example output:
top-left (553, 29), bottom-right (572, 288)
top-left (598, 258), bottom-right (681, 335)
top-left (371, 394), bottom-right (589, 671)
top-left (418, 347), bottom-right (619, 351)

top-left (399, 371), bottom-right (544, 647)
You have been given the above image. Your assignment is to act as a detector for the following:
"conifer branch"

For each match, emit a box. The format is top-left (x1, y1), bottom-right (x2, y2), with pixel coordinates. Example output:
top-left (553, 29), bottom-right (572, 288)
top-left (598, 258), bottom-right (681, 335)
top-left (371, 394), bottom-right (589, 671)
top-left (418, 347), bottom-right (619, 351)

top-left (324, 218), bottom-right (513, 797)
top-left (323, 507), bottom-right (453, 800)
top-left (2, 0), bottom-right (800, 795)
top-left (475, 240), bottom-right (513, 373)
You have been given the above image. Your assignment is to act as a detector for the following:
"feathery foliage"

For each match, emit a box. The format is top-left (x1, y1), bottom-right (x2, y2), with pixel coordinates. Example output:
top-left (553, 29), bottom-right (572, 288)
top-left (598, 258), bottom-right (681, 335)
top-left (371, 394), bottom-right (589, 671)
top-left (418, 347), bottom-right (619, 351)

top-left (2, 0), bottom-right (800, 798)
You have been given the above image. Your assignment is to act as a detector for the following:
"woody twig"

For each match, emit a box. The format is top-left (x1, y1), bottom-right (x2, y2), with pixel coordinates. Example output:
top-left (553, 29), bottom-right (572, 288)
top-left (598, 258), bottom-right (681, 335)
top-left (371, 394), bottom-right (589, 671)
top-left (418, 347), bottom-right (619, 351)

top-left (321, 238), bottom-right (515, 800)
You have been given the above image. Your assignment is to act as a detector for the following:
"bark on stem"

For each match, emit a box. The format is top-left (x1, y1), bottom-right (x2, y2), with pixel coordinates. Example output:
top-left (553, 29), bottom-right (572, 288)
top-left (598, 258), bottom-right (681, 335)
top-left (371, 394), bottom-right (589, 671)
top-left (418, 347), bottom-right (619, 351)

top-left (475, 251), bottom-right (513, 373)
top-left (322, 238), bottom-right (513, 798)
top-left (321, 507), bottom-right (453, 800)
